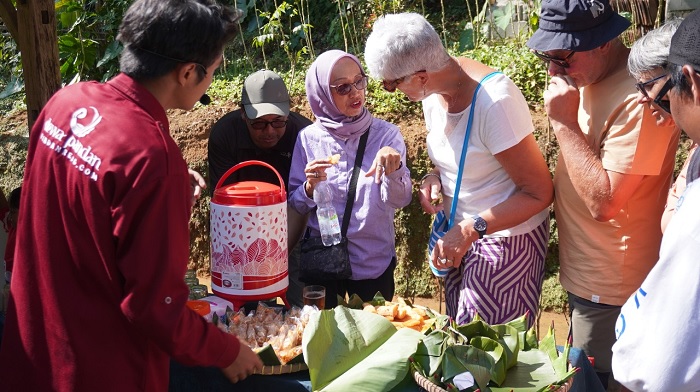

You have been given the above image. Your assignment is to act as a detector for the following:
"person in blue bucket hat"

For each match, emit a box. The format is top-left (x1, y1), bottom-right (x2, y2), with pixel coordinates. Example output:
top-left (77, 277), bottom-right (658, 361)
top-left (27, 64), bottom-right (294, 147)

top-left (527, 0), bottom-right (680, 389)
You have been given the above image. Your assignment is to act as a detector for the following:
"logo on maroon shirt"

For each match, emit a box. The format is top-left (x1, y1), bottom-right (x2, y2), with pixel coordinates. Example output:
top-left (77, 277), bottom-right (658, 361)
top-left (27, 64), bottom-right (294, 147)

top-left (70, 107), bottom-right (102, 137)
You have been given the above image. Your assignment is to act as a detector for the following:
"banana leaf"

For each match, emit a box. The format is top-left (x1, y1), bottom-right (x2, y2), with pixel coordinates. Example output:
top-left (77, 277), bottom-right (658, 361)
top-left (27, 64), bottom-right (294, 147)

top-left (488, 349), bottom-right (577, 392)
top-left (456, 319), bottom-right (501, 342)
top-left (302, 307), bottom-right (423, 391)
top-left (413, 330), bottom-right (453, 377)
top-left (490, 324), bottom-right (520, 368)
top-left (469, 336), bottom-right (507, 385)
top-left (442, 344), bottom-right (494, 390)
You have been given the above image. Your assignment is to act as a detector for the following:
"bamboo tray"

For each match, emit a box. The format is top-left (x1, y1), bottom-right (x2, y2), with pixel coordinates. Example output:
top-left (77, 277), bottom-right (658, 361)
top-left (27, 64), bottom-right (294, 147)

top-left (254, 362), bottom-right (308, 375)
top-left (413, 371), bottom-right (574, 392)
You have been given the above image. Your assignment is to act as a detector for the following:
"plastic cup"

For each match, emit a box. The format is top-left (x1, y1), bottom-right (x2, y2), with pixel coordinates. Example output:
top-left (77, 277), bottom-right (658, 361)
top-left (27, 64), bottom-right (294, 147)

top-left (303, 285), bottom-right (326, 310)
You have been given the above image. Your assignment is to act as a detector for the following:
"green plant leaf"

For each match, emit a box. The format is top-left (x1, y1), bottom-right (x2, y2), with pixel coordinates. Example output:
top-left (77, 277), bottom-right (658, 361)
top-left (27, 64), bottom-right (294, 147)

top-left (302, 307), bottom-right (422, 391)
top-left (490, 324), bottom-right (520, 369)
top-left (442, 344), bottom-right (494, 390)
top-left (456, 319), bottom-right (500, 341)
top-left (413, 330), bottom-right (452, 376)
top-left (320, 328), bottom-right (423, 392)
top-left (469, 336), bottom-right (507, 385)
top-left (489, 349), bottom-right (577, 392)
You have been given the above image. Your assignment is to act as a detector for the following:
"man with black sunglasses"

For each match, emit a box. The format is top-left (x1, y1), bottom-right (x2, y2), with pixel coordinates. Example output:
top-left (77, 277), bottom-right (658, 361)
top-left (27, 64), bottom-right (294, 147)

top-left (527, 0), bottom-right (679, 389)
top-left (612, 10), bottom-right (700, 391)
top-left (208, 69), bottom-right (312, 307)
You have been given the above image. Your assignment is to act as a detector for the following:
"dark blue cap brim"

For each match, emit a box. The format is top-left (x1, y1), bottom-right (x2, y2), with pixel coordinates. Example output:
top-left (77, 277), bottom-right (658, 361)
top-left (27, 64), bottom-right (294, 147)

top-left (526, 13), bottom-right (630, 52)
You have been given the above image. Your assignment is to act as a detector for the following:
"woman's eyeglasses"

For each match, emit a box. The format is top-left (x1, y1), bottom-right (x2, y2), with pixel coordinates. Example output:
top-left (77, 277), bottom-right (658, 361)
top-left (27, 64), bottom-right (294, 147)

top-left (635, 73), bottom-right (668, 100)
top-left (330, 76), bottom-right (368, 96)
top-left (531, 50), bottom-right (575, 68)
top-left (653, 77), bottom-right (675, 114)
top-left (248, 119), bottom-right (288, 130)
top-left (382, 70), bottom-right (425, 92)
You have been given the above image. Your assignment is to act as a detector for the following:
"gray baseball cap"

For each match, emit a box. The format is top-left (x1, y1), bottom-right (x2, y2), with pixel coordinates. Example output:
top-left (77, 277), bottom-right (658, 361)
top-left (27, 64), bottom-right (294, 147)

top-left (241, 69), bottom-right (290, 119)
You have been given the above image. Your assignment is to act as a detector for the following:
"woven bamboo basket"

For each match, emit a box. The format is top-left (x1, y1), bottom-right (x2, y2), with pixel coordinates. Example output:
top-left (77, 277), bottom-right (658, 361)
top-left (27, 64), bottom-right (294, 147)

top-left (254, 362), bottom-right (308, 375)
top-left (413, 371), bottom-right (574, 392)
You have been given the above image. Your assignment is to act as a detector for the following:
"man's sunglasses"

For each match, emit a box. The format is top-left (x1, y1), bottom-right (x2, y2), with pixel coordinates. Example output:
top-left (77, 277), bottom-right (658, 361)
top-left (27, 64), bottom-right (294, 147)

top-left (248, 119), bottom-right (288, 130)
top-left (382, 70), bottom-right (425, 92)
top-left (652, 77), bottom-right (674, 114)
top-left (531, 50), bottom-right (575, 68)
top-left (330, 76), bottom-right (368, 96)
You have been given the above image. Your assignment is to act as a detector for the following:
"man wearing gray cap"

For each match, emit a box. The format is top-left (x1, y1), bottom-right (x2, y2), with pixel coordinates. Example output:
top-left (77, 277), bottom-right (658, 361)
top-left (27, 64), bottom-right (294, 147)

top-left (612, 10), bottom-right (700, 391)
top-left (208, 69), bottom-right (312, 307)
top-left (209, 69), bottom-right (312, 191)
top-left (527, 0), bottom-right (679, 387)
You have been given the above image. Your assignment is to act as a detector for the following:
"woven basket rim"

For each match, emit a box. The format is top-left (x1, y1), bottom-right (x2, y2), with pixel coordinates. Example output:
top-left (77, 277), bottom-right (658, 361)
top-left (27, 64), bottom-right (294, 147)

top-left (254, 362), bottom-right (308, 375)
top-left (412, 370), bottom-right (574, 392)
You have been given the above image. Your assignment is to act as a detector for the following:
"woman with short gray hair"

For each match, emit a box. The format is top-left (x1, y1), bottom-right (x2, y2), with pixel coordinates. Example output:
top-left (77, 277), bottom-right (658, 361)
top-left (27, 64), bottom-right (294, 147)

top-left (628, 18), bottom-right (696, 232)
top-left (365, 13), bottom-right (554, 327)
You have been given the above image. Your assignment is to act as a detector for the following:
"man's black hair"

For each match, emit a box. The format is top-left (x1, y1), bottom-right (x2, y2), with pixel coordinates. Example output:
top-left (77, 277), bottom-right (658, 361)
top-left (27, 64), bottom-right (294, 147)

top-left (117, 0), bottom-right (241, 81)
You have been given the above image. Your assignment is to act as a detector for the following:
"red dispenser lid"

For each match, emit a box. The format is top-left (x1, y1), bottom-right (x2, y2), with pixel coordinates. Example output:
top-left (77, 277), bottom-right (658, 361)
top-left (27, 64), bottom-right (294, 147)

top-left (212, 160), bottom-right (286, 206)
top-left (213, 181), bottom-right (286, 206)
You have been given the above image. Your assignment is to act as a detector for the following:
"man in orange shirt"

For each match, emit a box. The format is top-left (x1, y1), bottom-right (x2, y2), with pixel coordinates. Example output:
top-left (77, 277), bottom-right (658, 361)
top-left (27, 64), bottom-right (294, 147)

top-left (527, 0), bottom-right (679, 387)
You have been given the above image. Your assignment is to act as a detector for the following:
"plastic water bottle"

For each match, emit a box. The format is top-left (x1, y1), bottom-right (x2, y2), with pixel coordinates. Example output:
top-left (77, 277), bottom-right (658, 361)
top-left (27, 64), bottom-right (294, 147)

top-left (313, 181), bottom-right (342, 246)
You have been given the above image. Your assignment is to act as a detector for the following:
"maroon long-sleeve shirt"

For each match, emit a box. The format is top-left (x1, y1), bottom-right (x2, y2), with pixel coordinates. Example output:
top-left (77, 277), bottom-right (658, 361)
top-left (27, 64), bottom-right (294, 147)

top-left (0, 74), bottom-right (240, 391)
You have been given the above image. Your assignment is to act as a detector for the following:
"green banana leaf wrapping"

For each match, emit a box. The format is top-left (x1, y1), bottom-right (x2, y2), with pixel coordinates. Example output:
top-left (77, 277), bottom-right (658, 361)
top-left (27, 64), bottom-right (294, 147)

top-left (412, 314), bottom-right (577, 392)
top-left (302, 306), bottom-right (424, 391)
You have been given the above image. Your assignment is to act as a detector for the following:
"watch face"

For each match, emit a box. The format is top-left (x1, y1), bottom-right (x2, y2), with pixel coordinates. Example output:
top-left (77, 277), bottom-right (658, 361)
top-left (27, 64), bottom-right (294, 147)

top-left (473, 216), bottom-right (487, 232)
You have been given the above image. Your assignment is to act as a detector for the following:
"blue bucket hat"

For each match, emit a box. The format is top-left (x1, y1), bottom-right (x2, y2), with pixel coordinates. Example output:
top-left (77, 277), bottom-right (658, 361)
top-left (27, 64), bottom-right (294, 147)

top-left (526, 0), bottom-right (631, 52)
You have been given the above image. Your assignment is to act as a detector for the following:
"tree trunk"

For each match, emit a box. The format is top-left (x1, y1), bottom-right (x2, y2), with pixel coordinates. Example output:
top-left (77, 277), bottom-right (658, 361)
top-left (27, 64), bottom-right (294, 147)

top-left (7, 0), bottom-right (61, 131)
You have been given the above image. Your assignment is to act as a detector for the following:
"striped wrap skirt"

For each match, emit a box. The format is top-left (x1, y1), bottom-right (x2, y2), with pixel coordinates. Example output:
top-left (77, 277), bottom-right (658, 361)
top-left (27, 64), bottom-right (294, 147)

top-left (445, 218), bottom-right (548, 327)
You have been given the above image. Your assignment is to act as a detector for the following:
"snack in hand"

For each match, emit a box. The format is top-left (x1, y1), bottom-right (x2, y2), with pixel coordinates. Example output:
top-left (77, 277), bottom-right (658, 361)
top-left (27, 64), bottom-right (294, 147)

top-left (328, 154), bottom-right (341, 164)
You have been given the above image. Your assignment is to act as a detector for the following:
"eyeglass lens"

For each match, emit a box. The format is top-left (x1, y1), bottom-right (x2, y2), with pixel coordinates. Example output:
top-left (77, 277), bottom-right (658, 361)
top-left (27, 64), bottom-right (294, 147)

top-left (332, 76), bottom-right (368, 96)
top-left (653, 78), bottom-right (674, 114)
top-left (249, 120), bottom-right (288, 130)
top-left (635, 74), bottom-right (667, 99)
top-left (532, 50), bottom-right (574, 68)
top-left (382, 70), bottom-right (426, 92)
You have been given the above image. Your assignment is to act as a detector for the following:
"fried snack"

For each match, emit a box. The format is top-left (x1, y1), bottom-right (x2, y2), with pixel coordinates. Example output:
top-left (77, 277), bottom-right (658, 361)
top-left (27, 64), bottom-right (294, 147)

top-left (328, 154), bottom-right (341, 164)
top-left (362, 303), bottom-right (377, 313)
top-left (376, 303), bottom-right (399, 320)
top-left (363, 299), bottom-right (434, 332)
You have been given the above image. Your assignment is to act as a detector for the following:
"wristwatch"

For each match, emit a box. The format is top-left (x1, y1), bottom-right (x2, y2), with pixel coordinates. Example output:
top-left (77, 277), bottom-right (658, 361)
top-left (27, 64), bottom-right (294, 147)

top-left (472, 215), bottom-right (487, 239)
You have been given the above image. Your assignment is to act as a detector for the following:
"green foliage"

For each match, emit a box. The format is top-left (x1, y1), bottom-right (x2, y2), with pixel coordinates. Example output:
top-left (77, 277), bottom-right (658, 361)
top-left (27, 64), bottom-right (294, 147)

top-left (55, 0), bottom-right (126, 83)
top-left (540, 273), bottom-right (568, 313)
top-left (467, 41), bottom-right (548, 105)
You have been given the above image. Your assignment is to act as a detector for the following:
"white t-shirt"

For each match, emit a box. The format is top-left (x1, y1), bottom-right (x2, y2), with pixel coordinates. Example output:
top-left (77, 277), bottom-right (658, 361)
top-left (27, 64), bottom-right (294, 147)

top-left (423, 73), bottom-right (548, 237)
top-left (611, 181), bottom-right (700, 392)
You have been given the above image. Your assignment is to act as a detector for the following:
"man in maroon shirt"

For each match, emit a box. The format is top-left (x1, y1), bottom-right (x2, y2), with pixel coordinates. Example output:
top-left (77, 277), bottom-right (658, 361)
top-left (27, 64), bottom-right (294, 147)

top-left (0, 0), bottom-right (262, 390)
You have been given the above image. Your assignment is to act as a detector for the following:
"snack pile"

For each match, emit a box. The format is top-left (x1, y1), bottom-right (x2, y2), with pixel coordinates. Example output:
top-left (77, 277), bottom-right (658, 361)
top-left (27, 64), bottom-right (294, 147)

top-left (224, 303), bottom-right (319, 365)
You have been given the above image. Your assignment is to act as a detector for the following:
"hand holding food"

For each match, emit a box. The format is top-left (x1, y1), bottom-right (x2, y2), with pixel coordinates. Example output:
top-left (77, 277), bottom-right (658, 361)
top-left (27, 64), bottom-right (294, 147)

top-left (328, 154), bottom-right (341, 164)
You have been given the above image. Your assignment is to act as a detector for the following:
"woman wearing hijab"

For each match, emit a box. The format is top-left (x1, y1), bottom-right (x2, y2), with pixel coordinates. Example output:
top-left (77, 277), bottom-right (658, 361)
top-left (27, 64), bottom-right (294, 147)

top-left (288, 50), bottom-right (412, 308)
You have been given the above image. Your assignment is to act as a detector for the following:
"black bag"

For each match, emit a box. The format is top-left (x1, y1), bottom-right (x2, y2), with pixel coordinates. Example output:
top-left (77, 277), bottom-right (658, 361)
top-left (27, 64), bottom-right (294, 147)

top-left (299, 129), bottom-right (369, 282)
top-left (299, 236), bottom-right (351, 281)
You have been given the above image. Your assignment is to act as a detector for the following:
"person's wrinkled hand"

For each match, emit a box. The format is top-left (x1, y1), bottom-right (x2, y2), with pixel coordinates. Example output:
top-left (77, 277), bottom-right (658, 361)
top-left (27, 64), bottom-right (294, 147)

top-left (365, 146), bottom-right (401, 184)
top-left (544, 74), bottom-right (580, 129)
top-left (303, 159), bottom-right (333, 198)
top-left (220, 341), bottom-right (263, 384)
top-left (418, 174), bottom-right (443, 215)
top-left (188, 168), bottom-right (206, 208)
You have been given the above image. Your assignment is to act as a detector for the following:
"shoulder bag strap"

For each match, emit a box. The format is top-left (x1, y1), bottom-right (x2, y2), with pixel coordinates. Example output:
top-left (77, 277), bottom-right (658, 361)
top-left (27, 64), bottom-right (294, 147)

top-left (341, 129), bottom-right (370, 236)
top-left (446, 71), bottom-right (502, 230)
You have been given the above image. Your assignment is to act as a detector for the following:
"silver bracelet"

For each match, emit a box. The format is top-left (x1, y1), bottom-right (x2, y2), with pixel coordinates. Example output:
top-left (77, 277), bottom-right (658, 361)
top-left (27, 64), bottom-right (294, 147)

top-left (420, 173), bottom-right (441, 184)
